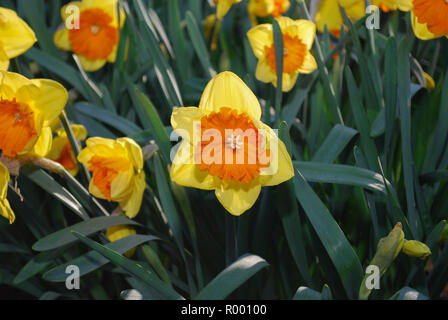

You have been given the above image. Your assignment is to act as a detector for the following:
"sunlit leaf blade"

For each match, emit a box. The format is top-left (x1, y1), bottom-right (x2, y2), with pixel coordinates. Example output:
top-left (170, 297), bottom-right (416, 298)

top-left (194, 254), bottom-right (269, 300)
top-left (32, 216), bottom-right (140, 251)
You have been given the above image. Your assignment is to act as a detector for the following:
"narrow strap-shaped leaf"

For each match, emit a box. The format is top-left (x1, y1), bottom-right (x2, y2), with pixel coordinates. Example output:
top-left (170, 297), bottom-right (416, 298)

top-left (72, 231), bottom-right (184, 300)
top-left (294, 171), bottom-right (363, 299)
top-left (22, 166), bottom-right (89, 221)
top-left (194, 254), bottom-right (269, 300)
top-left (32, 216), bottom-right (140, 251)
top-left (312, 124), bottom-right (358, 163)
top-left (43, 235), bottom-right (159, 282)
top-left (185, 11), bottom-right (216, 79)
top-left (293, 161), bottom-right (389, 193)
top-left (397, 38), bottom-right (421, 240)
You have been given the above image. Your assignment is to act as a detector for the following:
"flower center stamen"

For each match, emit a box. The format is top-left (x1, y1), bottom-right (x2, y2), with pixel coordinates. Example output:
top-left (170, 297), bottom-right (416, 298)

top-left (68, 8), bottom-right (119, 60)
top-left (0, 98), bottom-right (37, 157)
top-left (195, 107), bottom-right (271, 184)
top-left (265, 33), bottom-right (307, 74)
top-left (226, 133), bottom-right (243, 150)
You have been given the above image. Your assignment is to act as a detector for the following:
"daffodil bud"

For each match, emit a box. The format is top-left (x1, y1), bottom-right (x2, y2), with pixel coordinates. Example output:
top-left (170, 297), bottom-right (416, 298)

top-left (402, 240), bottom-right (431, 259)
top-left (376, 222), bottom-right (405, 262)
top-left (423, 72), bottom-right (435, 90)
top-left (359, 223), bottom-right (405, 300)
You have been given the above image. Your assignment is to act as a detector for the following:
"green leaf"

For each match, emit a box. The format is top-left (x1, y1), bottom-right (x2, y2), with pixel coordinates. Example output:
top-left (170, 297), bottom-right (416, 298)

top-left (14, 250), bottom-right (62, 284)
top-left (312, 124), bottom-right (358, 163)
top-left (185, 11), bottom-right (215, 79)
top-left (133, 89), bottom-right (172, 162)
top-left (390, 287), bottom-right (429, 300)
top-left (293, 170), bottom-right (363, 299)
top-left (32, 216), bottom-right (140, 251)
top-left (0, 243), bottom-right (30, 254)
top-left (133, 0), bottom-right (183, 107)
top-left (397, 38), bottom-right (421, 240)
top-left (43, 235), bottom-right (158, 282)
top-left (292, 287), bottom-right (322, 300)
top-left (24, 48), bottom-right (89, 99)
top-left (278, 122), bottom-right (311, 285)
top-left (273, 19), bottom-right (284, 121)
top-left (422, 66), bottom-right (448, 173)
top-left (72, 231), bottom-right (184, 300)
top-left (345, 67), bottom-right (379, 172)
top-left (293, 161), bottom-right (389, 193)
top-left (72, 103), bottom-right (142, 136)
top-left (22, 166), bottom-right (89, 221)
top-left (194, 254), bottom-right (269, 300)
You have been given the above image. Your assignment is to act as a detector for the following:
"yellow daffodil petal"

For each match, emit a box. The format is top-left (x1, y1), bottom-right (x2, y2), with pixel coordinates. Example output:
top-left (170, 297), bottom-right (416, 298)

top-left (118, 137), bottom-right (144, 170)
top-left (0, 161), bottom-right (14, 224)
top-left (286, 20), bottom-right (316, 49)
top-left (0, 7), bottom-right (36, 59)
top-left (31, 126), bottom-right (53, 157)
top-left (29, 79), bottom-right (68, 126)
top-left (106, 224), bottom-right (137, 257)
top-left (345, 0), bottom-right (365, 21)
top-left (81, 0), bottom-right (124, 27)
top-left (171, 107), bottom-right (204, 143)
top-left (0, 47), bottom-right (9, 71)
top-left (298, 53), bottom-right (318, 74)
top-left (315, 0), bottom-right (343, 33)
top-left (76, 54), bottom-right (107, 72)
top-left (118, 171), bottom-right (146, 219)
top-left (110, 169), bottom-right (134, 200)
top-left (61, 1), bottom-right (82, 22)
top-left (78, 136), bottom-right (145, 218)
top-left (255, 59), bottom-right (276, 84)
top-left (411, 12), bottom-right (438, 40)
top-left (247, 24), bottom-right (273, 59)
top-left (0, 69), bottom-right (33, 97)
top-left (170, 141), bottom-right (217, 190)
top-left (199, 71), bottom-right (262, 120)
top-left (53, 27), bottom-right (72, 51)
top-left (256, 123), bottom-right (294, 186)
top-left (80, 137), bottom-right (124, 160)
top-left (215, 180), bottom-right (262, 216)
top-left (46, 136), bottom-right (67, 160)
top-left (281, 71), bottom-right (300, 92)
top-left (216, 0), bottom-right (242, 19)
top-left (276, 16), bottom-right (295, 30)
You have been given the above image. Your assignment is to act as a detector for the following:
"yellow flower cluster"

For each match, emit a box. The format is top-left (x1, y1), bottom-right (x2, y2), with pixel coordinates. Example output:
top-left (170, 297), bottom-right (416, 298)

top-left (1, 0), bottom-right (446, 223)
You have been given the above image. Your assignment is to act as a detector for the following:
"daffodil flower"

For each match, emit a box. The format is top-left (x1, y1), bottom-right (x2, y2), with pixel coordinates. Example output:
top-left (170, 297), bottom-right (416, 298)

top-left (248, 0), bottom-right (290, 19)
top-left (77, 137), bottom-right (146, 218)
top-left (53, 0), bottom-right (125, 72)
top-left (247, 17), bottom-right (317, 92)
top-left (106, 224), bottom-right (137, 257)
top-left (170, 72), bottom-right (294, 216)
top-left (411, 0), bottom-right (448, 40)
top-left (371, 0), bottom-right (412, 12)
top-left (315, 0), bottom-right (365, 37)
top-left (0, 161), bottom-right (14, 223)
top-left (214, 0), bottom-right (242, 20)
top-left (47, 124), bottom-right (88, 176)
top-left (0, 70), bottom-right (68, 159)
top-left (0, 7), bottom-right (36, 71)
